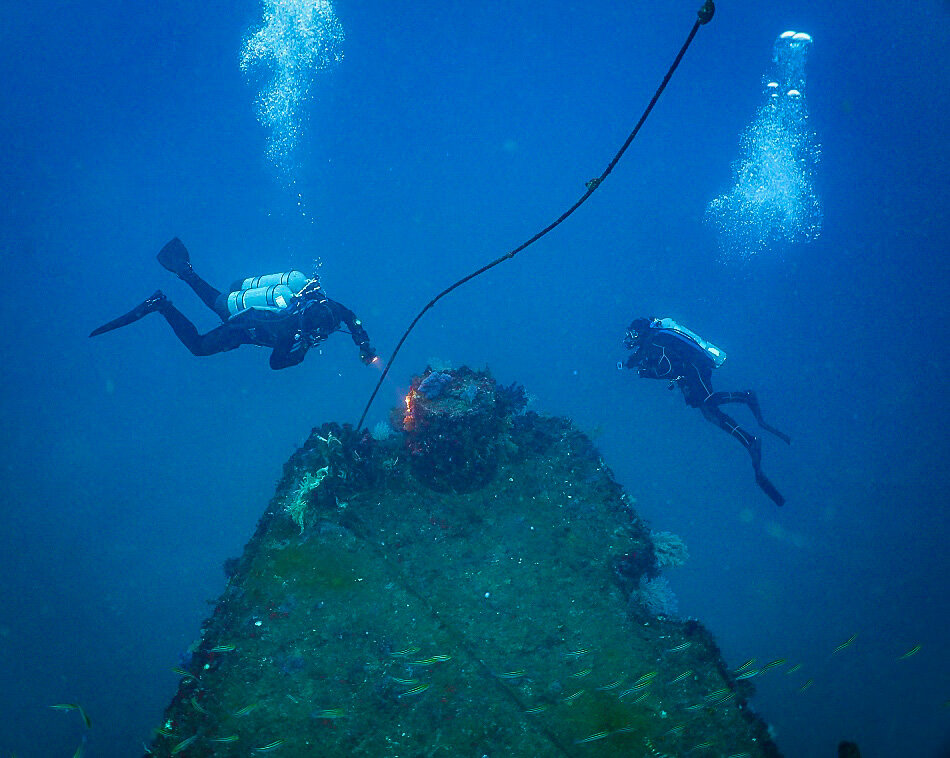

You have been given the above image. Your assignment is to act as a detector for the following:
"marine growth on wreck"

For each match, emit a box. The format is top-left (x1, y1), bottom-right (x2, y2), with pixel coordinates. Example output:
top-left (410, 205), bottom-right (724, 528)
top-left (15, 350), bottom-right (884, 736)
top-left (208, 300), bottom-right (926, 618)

top-left (146, 368), bottom-right (780, 757)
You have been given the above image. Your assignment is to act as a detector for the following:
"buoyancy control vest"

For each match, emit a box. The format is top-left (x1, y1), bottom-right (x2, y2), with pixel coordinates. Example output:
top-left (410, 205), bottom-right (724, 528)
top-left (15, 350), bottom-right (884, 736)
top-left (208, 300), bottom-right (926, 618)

top-left (221, 271), bottom-right (311, 319)
top-left (652, 318), bottom-right (727, 368)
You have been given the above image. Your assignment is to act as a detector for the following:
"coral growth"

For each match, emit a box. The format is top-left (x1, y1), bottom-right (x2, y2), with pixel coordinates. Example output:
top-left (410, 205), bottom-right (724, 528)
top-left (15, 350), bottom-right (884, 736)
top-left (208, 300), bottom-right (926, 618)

top-left (650, 530), bottom-right (690, 569)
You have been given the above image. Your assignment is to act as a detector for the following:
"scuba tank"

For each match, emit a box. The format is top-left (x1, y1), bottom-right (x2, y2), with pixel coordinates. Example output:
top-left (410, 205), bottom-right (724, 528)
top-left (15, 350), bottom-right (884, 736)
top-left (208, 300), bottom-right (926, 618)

top-left (222, 270), bottom-right (311, 318)
top-left (654, 318), bottom-right (727, 368)
top-left (229, 271), bottom-right (310, 293)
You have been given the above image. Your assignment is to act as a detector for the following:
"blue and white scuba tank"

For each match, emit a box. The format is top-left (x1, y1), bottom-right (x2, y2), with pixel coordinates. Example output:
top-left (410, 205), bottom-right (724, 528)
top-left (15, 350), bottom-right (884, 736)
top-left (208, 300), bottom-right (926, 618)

top-left (224, 271), bottom-right (310, 318)
top-left (654, 318), bottom-right (727, 368)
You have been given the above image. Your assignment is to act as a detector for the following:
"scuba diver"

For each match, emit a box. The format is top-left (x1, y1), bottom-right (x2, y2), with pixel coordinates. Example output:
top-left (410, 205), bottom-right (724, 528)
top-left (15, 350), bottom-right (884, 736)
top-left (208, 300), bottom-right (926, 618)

top-left (621, 317), bottom-right (790, 506)
top-left (90, 238), bottom-right (378, 370)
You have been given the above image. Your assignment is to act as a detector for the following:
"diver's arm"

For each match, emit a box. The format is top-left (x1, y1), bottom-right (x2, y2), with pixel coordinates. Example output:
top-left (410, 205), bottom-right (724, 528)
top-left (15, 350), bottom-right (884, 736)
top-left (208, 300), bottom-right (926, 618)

top-left (333, 301), bottom-right (376, 364)
top-left (269, 333), bottom-right (309, 370)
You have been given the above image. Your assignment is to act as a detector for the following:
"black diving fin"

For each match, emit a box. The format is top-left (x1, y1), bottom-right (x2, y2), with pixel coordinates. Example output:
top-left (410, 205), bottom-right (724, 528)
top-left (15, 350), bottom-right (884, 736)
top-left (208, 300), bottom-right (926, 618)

top-left (156, 237), bottom-right (192, 278)
top-left (89, 291), bottom-right (167, 337)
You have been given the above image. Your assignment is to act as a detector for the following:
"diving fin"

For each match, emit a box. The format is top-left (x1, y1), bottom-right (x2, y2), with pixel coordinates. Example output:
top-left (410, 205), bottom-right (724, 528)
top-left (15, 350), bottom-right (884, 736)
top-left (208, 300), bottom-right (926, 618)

top-left (755, 471), bottom-right (786, 507)
top-left (748, 438), bottom-right (786, 506)
top-left (157, 237), bottom-right (193, 279)
top-left (745, 391), bottom-right (791, 444)
top-left (89, 291), bottom-right (167, 337)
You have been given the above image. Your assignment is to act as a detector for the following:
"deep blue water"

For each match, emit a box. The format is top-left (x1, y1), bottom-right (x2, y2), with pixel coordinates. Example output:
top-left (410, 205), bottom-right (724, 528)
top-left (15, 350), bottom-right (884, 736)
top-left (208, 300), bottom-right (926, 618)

top-left (1, 1), bottom-right (947, 756)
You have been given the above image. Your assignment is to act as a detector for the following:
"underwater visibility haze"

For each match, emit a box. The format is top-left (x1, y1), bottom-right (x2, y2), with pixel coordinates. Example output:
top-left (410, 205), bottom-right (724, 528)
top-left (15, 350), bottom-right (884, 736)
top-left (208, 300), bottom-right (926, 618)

top-left (0, 0), bottom-right (947, 756)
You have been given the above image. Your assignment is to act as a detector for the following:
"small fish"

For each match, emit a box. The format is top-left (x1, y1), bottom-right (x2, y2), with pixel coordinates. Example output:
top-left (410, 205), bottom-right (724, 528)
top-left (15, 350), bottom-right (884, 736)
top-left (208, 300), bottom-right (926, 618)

top-left (669, 670), bottom-right (693, 684)
top-left (564, 648), bottom-right (591, 659)
top-left (570, 668), bottom-right (593, 678)
top-left (706, 691), bottom-right (734, 706)
top-left (72, 744), bottom-right (84, 758)
top-left (832, 634), bottom-right (857, 655)
top-left (171, 667), bottom-right (197, 680)
top-left (690, 741), bottom-right (715, 750)
top-left (726, 753), bottom-right (752, 758)
top-left (618, 680), bottom-right (652, 698)
top-left (785, 664), bottom-right (802, 675)
top-left (631, 690), bottom-right (651, 704)
top-left (798, 678), bottom-right (814, 692)
top-left (494, 670), bottom-right (526, 680)
top-left (759, 658), bottom-right (787, 673)
top-left (524, 704), bottom-right (550, 714)
top-left (315, 708), bottom-right (346, 719)
top-left (733, 658), bottom-right (756, 673)
top-left (666, 641), bottom-right (692, 653)
top-left (171, 735), bottom-right (198, 754)
top-left (209, 735), bottom-right (240, 743)
top-left (210, 643), bottom-right (236, 652)
top-left (410, 655), bottom-right (451, 665)
top-left (898, 644), bottom-right (921, 660)
top-left (664, 724), bottom-right (685, 736)
top-left (735, 669), bottom-right (759, 680)
top-left (561, 689), bottom-right (585, 704)
top-left (233, 703), bottom-right (259, 716)
top-left (398, 683), bottom-right (430, 697)
top-left (153, 727), bottom-right (174, 737)
top-left (595, 680), bottom-right (623, 691)
top-left (252, 739), bottom-right (286, 753)
top-left (704, 688), bottom-right (730, 701)
top-left (575, 731), bottom-right (610, 744)
top-left (390, 645), bottom-right (420, 658)
top-left (684, 703), bottom-right (706, 712)
top-left (633, 671), bottom-right (658, 685)
top-left (190, 696), bottom-right (209, 714)
top-left (390, 676), bottom-right (418, 685)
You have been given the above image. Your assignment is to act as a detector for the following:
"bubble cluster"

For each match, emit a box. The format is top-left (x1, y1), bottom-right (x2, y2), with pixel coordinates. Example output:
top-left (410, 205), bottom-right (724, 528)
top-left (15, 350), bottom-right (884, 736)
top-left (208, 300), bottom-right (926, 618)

top-left (706, 31), bottom-right (821, 261)
top-left (240, 0), bottom-right (344, 175)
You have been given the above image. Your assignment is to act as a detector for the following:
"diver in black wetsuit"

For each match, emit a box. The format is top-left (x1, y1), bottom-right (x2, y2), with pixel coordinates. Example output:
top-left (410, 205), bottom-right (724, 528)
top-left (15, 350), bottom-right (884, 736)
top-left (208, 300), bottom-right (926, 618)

top-left (90, 238), bottom-right (378, 370)
top-left (621, 317), bottom-right (790, 506)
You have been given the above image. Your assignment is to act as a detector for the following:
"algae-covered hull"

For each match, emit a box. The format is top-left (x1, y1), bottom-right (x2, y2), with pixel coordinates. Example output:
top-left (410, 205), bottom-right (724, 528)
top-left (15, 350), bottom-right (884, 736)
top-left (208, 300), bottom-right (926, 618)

top-left (148, 369), bottom-right (780, 757)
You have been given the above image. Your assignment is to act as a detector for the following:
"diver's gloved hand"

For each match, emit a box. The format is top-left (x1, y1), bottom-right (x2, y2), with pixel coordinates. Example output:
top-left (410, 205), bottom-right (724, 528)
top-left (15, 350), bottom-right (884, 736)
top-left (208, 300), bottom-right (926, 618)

top-left (360, 344), bottom-right (378, 365)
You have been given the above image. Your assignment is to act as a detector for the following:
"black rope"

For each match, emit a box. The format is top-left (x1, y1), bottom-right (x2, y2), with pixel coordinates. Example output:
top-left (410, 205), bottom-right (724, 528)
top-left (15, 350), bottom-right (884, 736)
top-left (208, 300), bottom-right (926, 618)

top-left (357, 2), bottom-right (715, 431)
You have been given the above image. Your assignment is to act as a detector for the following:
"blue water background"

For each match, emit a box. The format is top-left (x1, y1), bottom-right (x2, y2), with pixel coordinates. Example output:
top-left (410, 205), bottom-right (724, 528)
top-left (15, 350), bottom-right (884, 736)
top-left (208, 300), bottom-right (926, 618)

top-left (1, 1), bottom-right (947, 755)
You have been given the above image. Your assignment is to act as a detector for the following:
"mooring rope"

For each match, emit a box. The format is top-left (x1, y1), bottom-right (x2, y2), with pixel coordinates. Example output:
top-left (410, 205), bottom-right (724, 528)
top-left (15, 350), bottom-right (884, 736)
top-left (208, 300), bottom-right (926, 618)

top-left (357, 2), bottom-right (715, 431)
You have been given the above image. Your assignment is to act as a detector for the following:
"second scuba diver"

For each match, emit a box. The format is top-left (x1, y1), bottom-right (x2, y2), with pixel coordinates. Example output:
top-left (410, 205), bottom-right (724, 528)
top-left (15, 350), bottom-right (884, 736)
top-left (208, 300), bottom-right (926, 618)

top-left (90, 237), bottom-right (378, 370)
top-left (621, 317), bottom-right (790, 506)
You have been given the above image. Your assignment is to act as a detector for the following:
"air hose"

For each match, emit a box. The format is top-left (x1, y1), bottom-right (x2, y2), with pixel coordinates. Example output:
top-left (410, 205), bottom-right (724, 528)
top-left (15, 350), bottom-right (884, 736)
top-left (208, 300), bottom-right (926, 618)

top-left (357, 1), bottom-right (715, 431)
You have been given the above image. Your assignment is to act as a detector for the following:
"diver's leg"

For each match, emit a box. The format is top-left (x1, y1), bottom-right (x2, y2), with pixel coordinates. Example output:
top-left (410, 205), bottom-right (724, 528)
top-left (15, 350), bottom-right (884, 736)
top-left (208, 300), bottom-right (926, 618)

top-left (701, 403), bottom-right (786, 506)
top-left (159, 303), bottom-right (244, 356)
top-left (699, 402), bottom-right (756, 449)
top-left (180, 269), bottom-right (229, 320)
top-left (742, 391), bottom-right (791, 444)
top-left (157, 238), bottom-right (228, 319)
top-left (708, 391), bottom-right (791, 444)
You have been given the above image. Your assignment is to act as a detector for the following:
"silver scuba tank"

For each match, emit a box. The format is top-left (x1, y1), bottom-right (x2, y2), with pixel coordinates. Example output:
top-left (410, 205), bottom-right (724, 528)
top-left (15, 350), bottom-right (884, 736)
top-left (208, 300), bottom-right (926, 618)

top-left (229, 270), bottom-right (310, 294)
top-left (224, 270), bottom-right (311, 318)
top-left (225, 284), bottom-right (297, 317)
top-left (655, 318), bottom-right (727, 368)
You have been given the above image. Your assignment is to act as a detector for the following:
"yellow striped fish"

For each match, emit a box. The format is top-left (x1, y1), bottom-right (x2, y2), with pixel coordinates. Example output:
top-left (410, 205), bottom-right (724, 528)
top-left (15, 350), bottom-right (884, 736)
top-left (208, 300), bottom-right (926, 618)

top-left (252, 739), bottom-right (286, 753)
top-left (575, 731), bottom-right (611, 744)
top-left (831, 634), bottom-right (857, 655)
top-left (898, 644), bottom-right (921, 660)
top-left (171, 735), bottom-right (198, 754)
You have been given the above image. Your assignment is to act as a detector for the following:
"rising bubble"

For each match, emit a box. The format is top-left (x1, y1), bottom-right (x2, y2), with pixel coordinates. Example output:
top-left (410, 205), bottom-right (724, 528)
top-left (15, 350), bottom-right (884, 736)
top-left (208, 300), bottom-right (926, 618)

top-left (240, 0), bottom-right (344, 176)
top-left (706, 31), bottom-right (822, 261)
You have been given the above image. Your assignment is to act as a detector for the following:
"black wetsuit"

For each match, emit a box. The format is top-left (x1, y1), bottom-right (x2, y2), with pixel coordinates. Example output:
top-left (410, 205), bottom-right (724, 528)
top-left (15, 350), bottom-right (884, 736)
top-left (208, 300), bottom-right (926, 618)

top-left (161, 268), bottom-right (374, 370)
top-left (624, 320), bottom-right (789, 506)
